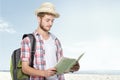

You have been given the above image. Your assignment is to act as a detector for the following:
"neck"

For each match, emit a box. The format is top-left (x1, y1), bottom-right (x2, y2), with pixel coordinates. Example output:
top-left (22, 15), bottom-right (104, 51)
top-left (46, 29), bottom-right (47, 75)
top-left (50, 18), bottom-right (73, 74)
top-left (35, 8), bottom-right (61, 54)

top-left (36, 27), bottom-right (50, 40)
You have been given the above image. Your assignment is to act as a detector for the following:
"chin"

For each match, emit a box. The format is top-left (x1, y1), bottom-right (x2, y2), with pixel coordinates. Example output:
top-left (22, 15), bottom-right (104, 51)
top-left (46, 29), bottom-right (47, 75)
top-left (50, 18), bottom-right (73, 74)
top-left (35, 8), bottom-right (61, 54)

top-left (46, 28), bottom-right (51, 31)
top-left (45, 29), bottom-right (50, 32)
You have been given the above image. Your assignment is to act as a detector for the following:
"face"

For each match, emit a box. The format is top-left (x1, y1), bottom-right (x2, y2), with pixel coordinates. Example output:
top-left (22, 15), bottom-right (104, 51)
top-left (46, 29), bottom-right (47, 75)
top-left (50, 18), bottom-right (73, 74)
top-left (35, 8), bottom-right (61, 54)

top-left (38, 14), bottom-right (55, 32)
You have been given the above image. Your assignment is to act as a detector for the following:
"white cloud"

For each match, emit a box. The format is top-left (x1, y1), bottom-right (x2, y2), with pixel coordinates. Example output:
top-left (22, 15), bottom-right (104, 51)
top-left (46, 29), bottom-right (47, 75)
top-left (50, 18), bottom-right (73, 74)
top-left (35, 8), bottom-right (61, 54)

top-left (0, 19), bottom-right (16, 33)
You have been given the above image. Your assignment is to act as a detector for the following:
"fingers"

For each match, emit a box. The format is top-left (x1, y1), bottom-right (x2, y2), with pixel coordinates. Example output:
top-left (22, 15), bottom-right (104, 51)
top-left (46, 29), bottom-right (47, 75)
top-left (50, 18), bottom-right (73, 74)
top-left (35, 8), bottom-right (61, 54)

top-left (44, 68), bottom-right (57, 77)
top-left (73, 65), bottom-right (80, 71)
top-left (70, 63), bottom-right (80, 72)
top-left (50, 67), bottom-right (57, 72)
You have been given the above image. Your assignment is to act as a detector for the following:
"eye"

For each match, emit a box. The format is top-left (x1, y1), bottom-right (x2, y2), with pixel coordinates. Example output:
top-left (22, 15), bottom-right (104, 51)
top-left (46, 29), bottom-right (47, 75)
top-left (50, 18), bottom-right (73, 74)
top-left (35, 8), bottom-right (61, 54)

top-left (46, 19), bottom-right (49, 22)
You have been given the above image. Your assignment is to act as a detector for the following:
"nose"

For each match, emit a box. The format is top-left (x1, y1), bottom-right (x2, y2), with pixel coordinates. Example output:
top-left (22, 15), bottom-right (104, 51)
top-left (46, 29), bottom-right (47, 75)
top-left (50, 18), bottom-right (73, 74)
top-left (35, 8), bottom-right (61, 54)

top-left (49, 21), bottom-right (53, 26)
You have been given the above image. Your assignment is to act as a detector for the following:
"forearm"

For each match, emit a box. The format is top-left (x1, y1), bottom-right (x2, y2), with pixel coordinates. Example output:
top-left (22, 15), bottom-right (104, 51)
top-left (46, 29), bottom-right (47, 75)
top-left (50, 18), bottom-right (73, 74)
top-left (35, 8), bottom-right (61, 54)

top-left (22, 62), bottom-right (45, 77)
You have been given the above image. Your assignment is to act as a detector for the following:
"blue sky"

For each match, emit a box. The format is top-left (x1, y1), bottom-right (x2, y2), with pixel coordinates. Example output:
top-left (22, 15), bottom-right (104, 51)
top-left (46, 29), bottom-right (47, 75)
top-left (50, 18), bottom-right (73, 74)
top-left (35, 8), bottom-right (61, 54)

top-left (0, 0), bottom-right (120, 71)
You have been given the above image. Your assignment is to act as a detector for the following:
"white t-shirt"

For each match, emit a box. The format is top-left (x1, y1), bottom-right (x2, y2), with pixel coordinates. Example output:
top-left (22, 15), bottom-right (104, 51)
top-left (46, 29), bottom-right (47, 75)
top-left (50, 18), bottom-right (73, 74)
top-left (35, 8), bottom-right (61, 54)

top-left (43, 36), bottom-right (58, 80)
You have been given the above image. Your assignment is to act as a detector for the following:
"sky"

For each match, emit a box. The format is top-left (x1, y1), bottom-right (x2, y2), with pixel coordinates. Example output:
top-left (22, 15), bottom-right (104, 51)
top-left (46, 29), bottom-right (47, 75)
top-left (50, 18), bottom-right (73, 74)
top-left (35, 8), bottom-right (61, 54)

top-left (0, 0), bottom-right (120, 71)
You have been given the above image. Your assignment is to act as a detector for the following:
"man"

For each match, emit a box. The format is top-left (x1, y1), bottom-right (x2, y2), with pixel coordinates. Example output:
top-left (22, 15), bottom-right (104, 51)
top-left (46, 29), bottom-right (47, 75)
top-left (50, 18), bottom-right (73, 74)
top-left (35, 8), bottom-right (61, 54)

top-left (21, 2), bottom-right (79, 80)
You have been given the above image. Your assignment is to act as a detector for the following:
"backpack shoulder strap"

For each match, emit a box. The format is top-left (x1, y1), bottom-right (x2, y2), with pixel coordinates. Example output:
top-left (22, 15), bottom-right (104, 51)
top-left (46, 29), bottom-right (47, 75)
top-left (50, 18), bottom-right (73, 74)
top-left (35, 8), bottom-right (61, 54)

top-left (22, 33), bottom-right (36, 67)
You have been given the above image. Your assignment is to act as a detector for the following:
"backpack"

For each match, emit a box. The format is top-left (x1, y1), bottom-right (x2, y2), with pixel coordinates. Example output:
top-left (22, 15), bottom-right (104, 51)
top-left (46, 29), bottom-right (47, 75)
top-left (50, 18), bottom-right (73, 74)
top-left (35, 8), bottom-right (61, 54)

top-left (10, 34), bottom-right (36, 80)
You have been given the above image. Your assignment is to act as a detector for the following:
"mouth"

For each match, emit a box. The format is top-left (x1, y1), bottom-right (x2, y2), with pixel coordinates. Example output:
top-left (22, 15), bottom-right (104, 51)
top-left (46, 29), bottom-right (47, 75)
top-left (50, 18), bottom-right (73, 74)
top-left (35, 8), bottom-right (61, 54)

top-left (47, 26), bottom-right (51, 28)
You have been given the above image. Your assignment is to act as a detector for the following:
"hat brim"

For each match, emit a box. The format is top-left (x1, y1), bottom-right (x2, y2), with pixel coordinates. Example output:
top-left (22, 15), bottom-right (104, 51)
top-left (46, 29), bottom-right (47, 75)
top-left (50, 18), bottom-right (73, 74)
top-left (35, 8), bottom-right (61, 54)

top-left (35, 9), bottom-right (60, 18)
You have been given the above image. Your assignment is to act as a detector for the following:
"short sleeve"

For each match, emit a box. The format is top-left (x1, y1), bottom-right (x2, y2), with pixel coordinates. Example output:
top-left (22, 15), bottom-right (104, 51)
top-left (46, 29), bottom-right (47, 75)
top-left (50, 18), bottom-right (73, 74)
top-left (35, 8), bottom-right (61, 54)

top-left (21, 37), bottom-right (31, 62)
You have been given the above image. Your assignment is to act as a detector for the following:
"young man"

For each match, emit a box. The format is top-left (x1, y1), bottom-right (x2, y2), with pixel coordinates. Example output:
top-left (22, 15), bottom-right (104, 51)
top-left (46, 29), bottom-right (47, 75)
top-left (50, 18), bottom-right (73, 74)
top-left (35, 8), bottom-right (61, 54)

top-left (21, 2), bottom-right (79, 80)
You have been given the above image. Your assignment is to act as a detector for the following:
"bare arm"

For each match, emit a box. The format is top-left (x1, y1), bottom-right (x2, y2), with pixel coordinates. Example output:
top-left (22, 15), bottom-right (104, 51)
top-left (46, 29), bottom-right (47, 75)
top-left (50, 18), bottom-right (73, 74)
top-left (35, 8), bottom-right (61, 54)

top-left (22, 61), bottom-right (56, 77)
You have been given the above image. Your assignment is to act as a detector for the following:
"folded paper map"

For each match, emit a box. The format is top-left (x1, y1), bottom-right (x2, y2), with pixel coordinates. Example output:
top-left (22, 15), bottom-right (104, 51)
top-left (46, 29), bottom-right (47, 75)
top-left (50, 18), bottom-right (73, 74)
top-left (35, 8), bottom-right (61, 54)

top-left (55, 53), bottom-right (84, 74)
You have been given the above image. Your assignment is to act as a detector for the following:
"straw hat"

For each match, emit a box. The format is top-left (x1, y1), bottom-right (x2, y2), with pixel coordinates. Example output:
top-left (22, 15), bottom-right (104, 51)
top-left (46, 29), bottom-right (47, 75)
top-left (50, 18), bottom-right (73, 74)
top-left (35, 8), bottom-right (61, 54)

top-left (35, 2), bottom-right (60, 18)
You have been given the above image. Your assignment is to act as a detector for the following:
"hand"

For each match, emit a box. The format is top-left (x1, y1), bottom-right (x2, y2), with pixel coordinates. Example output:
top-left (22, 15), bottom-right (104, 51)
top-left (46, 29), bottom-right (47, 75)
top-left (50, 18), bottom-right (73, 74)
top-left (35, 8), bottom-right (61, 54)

top-left (70, 62), bottom-right (80, 72)
top-left (43, 68), bottom-right (56, 77)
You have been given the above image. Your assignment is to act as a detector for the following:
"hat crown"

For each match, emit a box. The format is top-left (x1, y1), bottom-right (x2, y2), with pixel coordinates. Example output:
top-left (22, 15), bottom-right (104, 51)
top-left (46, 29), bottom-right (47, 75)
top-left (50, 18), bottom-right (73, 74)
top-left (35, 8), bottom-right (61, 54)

top-left (35, 2), bottom-right (60, 18)
top-left (40, 2), bottom-right (55, 9)
top-left (40, 2), bottom-right (55, 11)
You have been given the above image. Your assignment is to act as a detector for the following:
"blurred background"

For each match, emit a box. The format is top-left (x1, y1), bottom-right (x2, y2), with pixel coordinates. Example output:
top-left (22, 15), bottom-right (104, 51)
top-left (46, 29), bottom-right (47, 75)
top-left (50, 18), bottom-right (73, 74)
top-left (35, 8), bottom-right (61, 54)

top-left (0, 0), bottom-right (120, 73)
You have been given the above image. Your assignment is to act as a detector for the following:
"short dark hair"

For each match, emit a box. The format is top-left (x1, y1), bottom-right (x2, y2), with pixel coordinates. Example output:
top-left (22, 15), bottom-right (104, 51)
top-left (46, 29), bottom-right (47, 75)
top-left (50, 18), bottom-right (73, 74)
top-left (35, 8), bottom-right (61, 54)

top-left (37, 12), bottom-right (55, 18)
